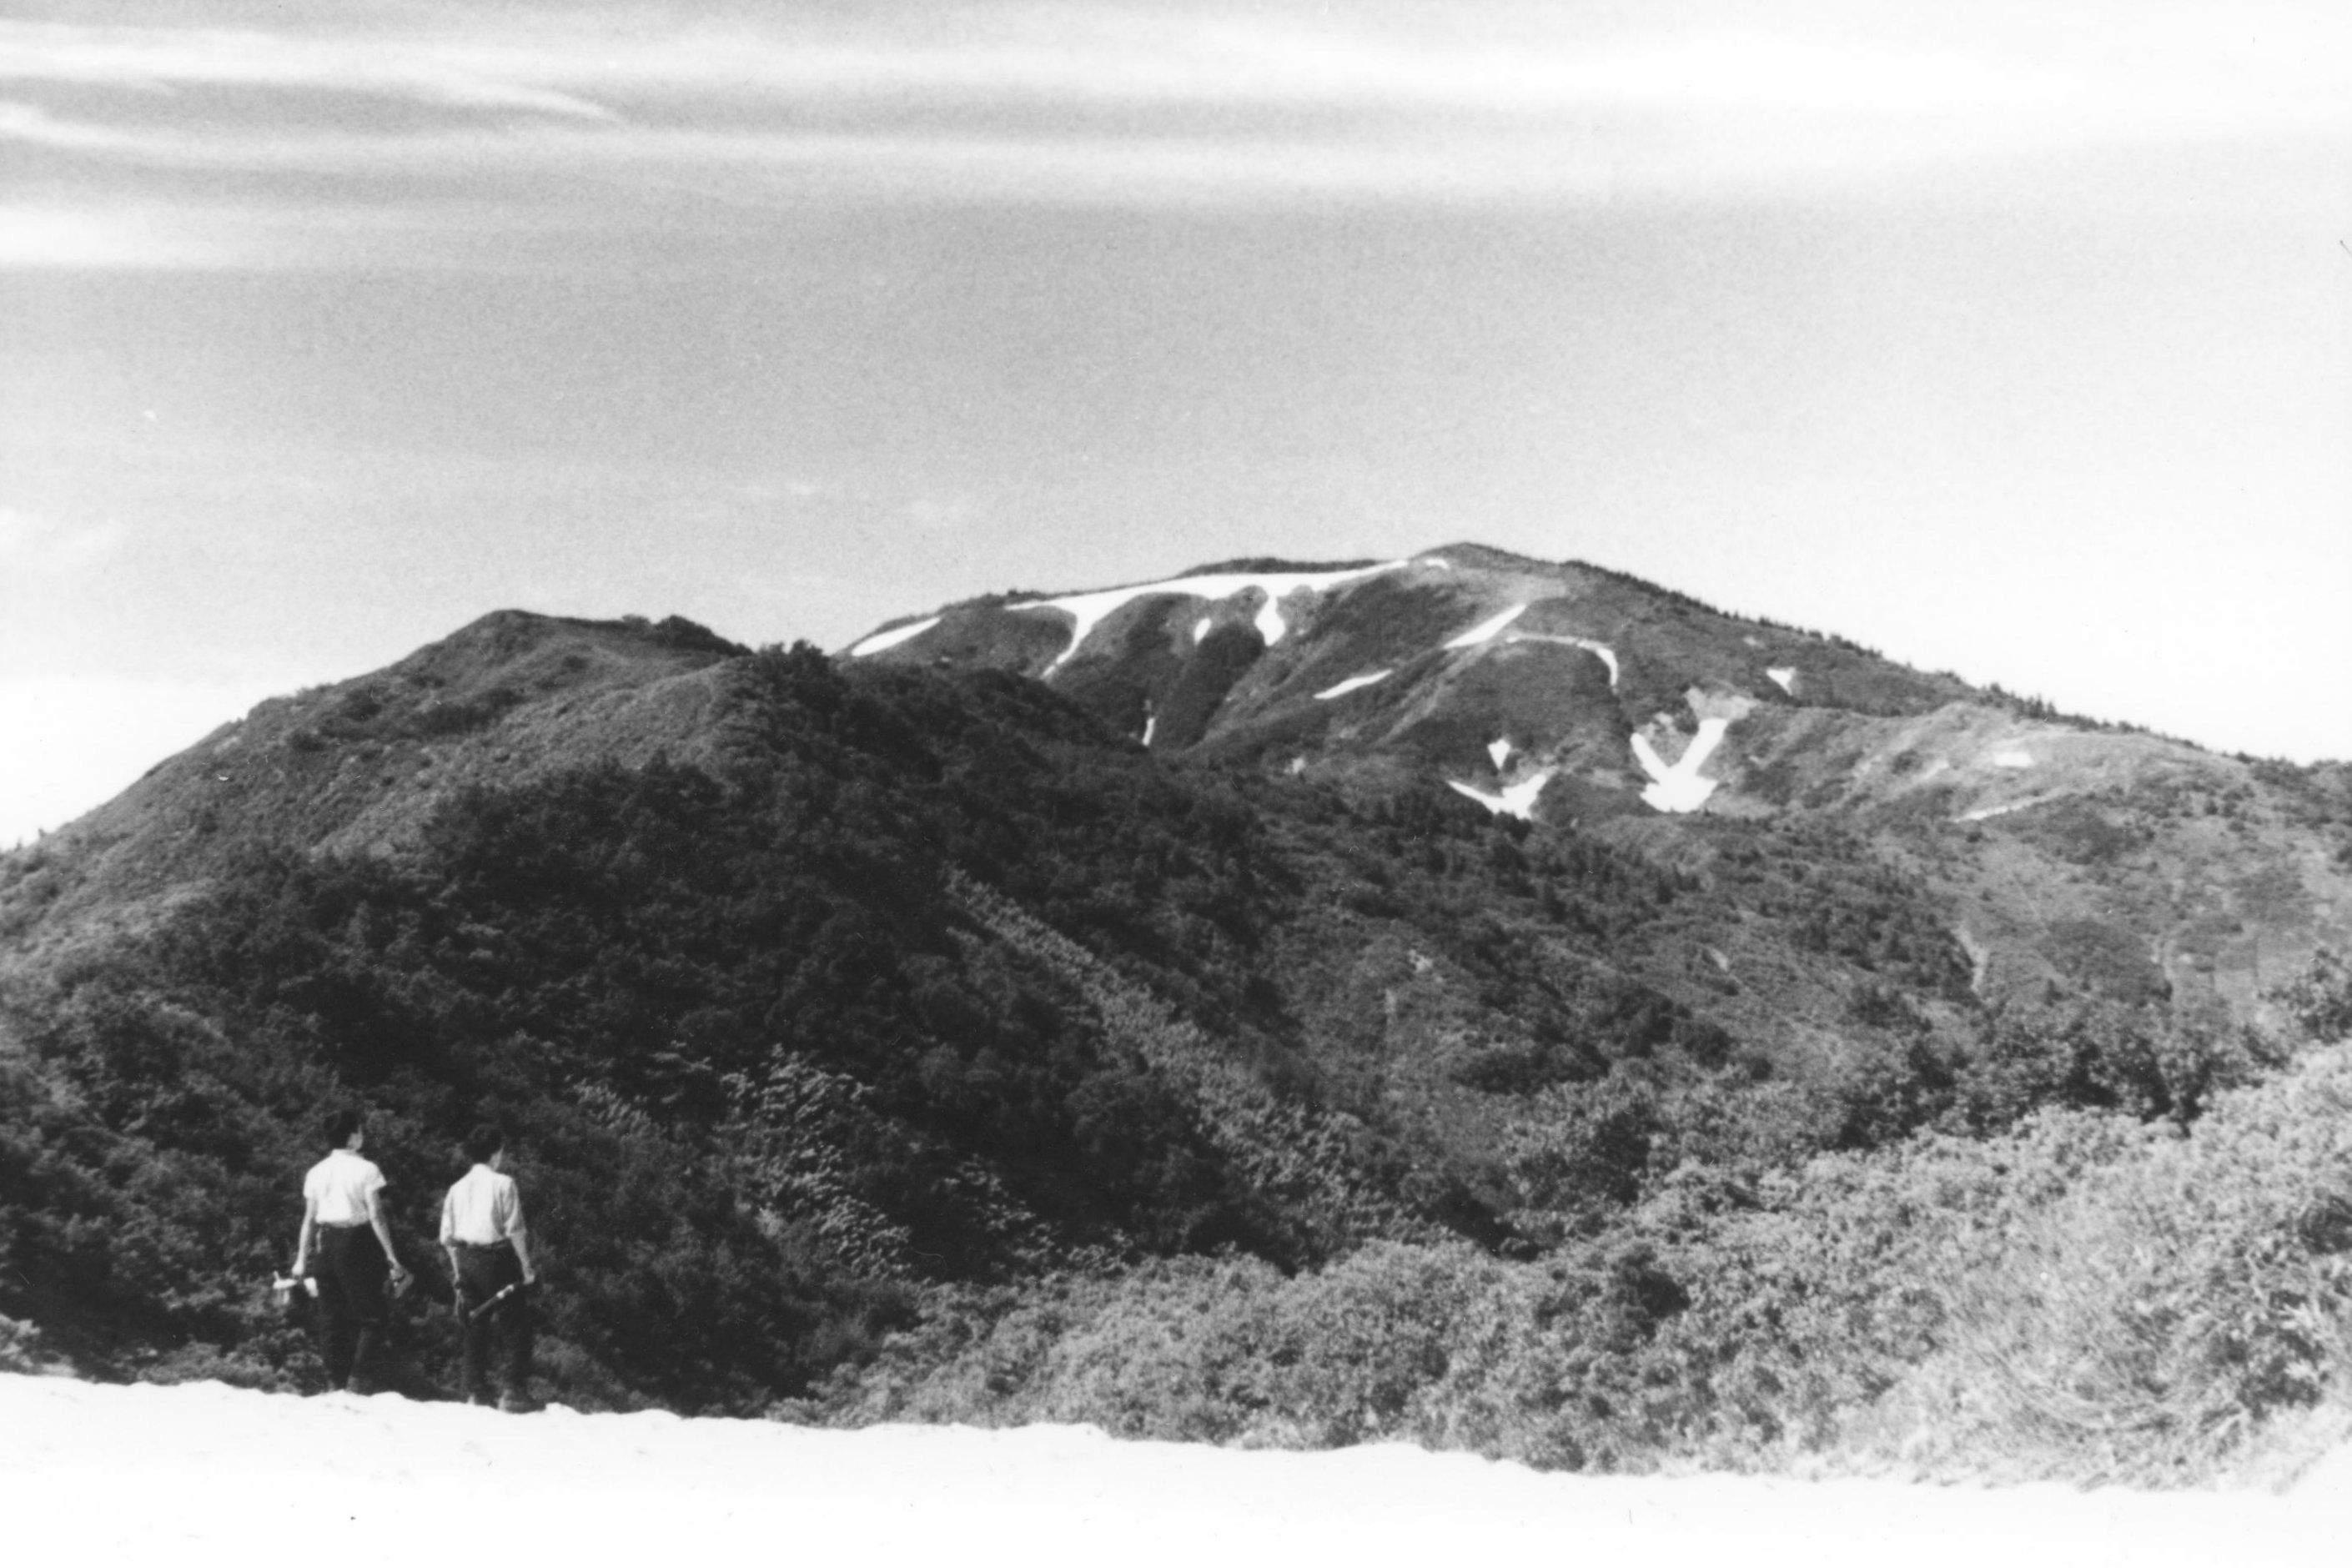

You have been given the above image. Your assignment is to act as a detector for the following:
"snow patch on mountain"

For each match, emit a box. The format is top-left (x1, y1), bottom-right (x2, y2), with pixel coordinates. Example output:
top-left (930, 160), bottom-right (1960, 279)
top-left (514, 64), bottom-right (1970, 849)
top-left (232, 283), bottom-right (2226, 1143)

top-left (1142, 715), bottom-right (1157, 746)
top-left (1488, 738), bottom-right (1515, 769)
top-left (1193, 616), bottom-right (1213, 642)
top-left (1315, 671), bottom-right (1392, 701)
top-left (1767, 667), bottom-right (1796, 694)
top-left (1514, 633), bottom-right (1620, 688)
top-left (1013, 563), bottom-right (1408, 671)
top-left (1444, 604), bottom-right (1528, 648)
top-left (1960, 793), bottom-right (2060, 823)
top-left (1993, 750), bottom-right (2033, 769)
top-left (848, 616), bottom-right (941, 657)
top-left (1448, 771), bottom-right (1553, 821)
top-left (1434, 605), bottom-right (1617, 686)
top-left (1420, 557), bottom-right (1453, 569)
top-left (1632, 718), bottom-right (1731, 813)
top-left (1568, 638), bottom-right (1621, 688)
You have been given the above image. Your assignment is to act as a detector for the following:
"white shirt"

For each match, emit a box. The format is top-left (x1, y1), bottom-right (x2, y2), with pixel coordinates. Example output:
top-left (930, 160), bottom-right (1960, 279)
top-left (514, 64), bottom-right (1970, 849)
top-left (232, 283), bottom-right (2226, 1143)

top-left (303, 1148), bottom-right (386, 1226)
top-left (440, 1164), bottom-right (525, 1246)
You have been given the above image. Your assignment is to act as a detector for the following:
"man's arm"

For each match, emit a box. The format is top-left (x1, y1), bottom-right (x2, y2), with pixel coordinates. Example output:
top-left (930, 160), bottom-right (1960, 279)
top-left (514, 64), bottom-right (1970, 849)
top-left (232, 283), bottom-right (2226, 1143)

top-left (293, 1196), bottom-right (318, 1276)
top-left (364, 1188), bottom-right (410, 1283)
top-left (440, 1189), bottom-right (464, 1300)
top-left (505, 1182), bottom-right (535, 1284)
top-left (508, 1225), bottom-right (536, 1285)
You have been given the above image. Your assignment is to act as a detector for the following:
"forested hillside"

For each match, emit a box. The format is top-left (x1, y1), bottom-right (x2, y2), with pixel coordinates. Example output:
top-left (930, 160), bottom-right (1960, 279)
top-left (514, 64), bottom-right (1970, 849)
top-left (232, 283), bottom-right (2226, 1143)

top-left (0, 630), bottom-right (1710, 1394)
top-left (4, 599), bottom-right (2350, 1482)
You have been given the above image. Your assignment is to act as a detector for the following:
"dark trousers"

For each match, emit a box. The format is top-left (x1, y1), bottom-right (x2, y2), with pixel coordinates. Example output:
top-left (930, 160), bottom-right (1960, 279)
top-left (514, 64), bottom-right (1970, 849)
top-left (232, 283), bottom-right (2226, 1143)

top-left (453, 1244), bottom-right (533, 1399)
top-left (313, 1224), bottom-right (388, 1390)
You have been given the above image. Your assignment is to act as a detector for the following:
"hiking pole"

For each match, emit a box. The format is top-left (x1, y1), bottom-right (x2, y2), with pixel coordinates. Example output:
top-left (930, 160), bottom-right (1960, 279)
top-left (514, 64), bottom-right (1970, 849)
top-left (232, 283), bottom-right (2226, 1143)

top-left (467, 1280), bottom-right (530, 1323)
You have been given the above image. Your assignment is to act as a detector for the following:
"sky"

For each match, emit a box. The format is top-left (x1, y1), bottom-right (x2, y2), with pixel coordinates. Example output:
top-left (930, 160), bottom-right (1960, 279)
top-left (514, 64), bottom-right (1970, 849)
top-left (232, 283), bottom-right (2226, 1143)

top-left (3, 0), bottom-right (2349, 846)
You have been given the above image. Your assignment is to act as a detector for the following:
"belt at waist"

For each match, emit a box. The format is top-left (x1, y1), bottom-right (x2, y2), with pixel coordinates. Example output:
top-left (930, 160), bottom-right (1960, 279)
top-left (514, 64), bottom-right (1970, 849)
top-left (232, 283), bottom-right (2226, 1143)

top-left (450, 1239), bottom-right (509, 1250)
top-left (316, 1220), bottom-right (369, 1230)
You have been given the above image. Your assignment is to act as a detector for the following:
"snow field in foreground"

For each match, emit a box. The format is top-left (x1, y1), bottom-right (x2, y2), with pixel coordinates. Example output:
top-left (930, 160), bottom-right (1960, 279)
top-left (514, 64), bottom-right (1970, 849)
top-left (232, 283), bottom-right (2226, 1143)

top-left (3, 1374), bottom-right (2347, 1566)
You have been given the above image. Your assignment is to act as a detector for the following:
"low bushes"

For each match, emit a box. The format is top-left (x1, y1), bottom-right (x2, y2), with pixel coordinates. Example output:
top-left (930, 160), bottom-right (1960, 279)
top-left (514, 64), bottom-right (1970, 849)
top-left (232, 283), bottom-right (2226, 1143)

top-left (1864, 1045), bottom-right (2352, 1482)
top-left (801, 1238), bottom-right (1701, 1471)
top-left (808, 1043), bottom-right (2352, 1484)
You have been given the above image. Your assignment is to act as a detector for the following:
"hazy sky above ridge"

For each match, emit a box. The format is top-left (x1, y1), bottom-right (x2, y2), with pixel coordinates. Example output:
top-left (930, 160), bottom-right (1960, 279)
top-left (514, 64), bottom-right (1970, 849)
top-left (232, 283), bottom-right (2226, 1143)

top-left (3, 0), bottom-right (2349, 843)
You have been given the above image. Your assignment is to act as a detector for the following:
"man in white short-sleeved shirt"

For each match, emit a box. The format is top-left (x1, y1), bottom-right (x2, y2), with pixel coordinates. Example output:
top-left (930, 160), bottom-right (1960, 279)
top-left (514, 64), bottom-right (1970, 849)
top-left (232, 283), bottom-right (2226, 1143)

top-left (441, 1123), bottom-right (539, 1411)
top-left (293, 1109), bottom-right (411, 1394)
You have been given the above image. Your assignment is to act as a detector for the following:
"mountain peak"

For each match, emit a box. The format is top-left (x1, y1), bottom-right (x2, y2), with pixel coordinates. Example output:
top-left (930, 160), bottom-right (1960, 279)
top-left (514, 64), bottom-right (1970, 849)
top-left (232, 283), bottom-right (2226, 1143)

top-left (1174, 554), bottom-right (1390, 576)
top-left (842, 542), bottom-right (1996, 819)
top-left (12, 609), bottom-right (749, 932)
top-left (828, 542), bottom-right (2352, 1023)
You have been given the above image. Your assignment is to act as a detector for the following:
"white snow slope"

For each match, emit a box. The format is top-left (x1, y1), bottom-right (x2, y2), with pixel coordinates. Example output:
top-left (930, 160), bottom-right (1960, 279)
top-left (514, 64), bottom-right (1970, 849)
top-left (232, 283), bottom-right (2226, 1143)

top-left (1632, 716), bottom-right (1731, 812)
top-left (1448, 771), bottom-right (1554, 821)
top-left (847, 616), bottom-right (942, 657)
top-left (1314, 671), bottom-right (1391, 700)
top-left (2, 1375), bottom-right (2345, 1566)
top-left (1435, 604), bottom-right (1619, 686)
top-left (1504, 630), bottom-right (1620, 687)
top-left (1013, 562), bottom-right (1408, 671)
top-left (1443, 602), bottom-right (1528, 648)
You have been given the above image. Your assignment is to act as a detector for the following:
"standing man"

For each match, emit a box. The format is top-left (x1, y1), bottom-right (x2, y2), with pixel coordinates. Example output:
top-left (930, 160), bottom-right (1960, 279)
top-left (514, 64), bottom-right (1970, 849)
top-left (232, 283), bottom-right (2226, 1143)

top-left (294, 1108), bottom-right (412, 1395)
top-left (440, 1123), bottom-right (540, 1413)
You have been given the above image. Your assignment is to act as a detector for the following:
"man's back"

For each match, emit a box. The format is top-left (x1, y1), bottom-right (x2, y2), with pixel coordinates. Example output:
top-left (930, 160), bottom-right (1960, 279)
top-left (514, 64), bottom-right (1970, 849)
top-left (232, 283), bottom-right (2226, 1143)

top-left (441, 1141), bottom-right (536, 1410)
top-left (440, 1163), bottom-right (523, 1246)
top-left (304, 1148), bottom-right (385, 1226)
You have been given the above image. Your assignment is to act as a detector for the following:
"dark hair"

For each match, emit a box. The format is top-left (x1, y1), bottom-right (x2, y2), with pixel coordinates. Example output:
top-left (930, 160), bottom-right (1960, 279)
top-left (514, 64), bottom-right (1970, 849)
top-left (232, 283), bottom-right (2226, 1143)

top-left (464, 1123), bottom-right (506, 1166)
top-left (324, 1108), bottom-right (362, 1148)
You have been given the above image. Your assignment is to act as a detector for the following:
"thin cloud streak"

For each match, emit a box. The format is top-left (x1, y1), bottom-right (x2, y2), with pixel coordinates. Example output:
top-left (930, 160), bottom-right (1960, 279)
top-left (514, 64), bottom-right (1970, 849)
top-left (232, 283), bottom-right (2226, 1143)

top-left (8, 8), bottom-right (2349, 162)
top-left (3, 3), bottom-right (2348, 267)
top-left (8, 8), bottom-right (2349, 126)
top-left (0, 94), bottom-right (2335, 216)
top-left (0, 21), bottom-right (618, 119)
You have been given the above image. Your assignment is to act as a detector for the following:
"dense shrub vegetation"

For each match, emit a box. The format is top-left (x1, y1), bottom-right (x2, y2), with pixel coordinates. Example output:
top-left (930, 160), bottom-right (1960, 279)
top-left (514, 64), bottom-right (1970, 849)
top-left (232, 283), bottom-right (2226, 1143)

top-left (806, 1030), bottom-right (2352, 1484)
top-left (3, 633), bottom-right (2345, 1484)
top-left (0, 645), bottom-right (1729, 1405)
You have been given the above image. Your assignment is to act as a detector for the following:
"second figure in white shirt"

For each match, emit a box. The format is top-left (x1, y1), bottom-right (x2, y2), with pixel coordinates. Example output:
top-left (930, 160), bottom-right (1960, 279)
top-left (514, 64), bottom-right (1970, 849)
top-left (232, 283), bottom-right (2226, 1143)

top-left (440, 1123), bottom-right (539, 1412)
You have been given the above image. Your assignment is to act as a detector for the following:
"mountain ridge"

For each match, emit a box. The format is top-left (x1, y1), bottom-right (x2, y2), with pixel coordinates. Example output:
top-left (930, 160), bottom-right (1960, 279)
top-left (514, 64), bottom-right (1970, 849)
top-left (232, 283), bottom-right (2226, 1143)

top-left (3, 546), bottom-right (2349, 1457)
top-left (841, 543), bottom-right (2351, 1022)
